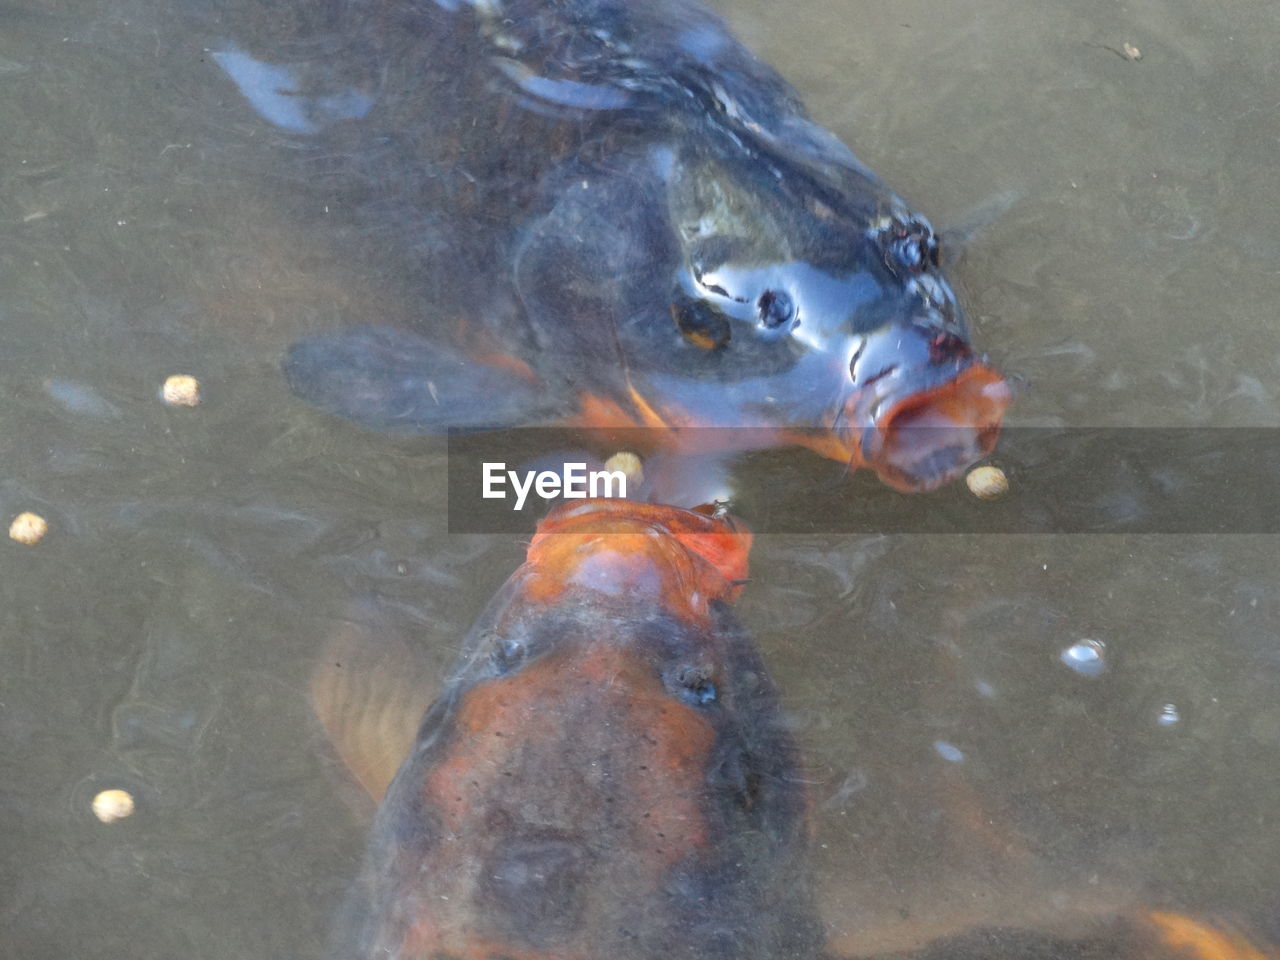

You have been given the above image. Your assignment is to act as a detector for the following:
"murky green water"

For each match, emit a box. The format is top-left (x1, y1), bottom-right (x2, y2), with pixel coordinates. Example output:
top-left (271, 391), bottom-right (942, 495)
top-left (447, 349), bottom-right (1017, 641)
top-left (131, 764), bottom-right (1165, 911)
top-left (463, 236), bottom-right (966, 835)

top-left (1, 0), bottom-right (1278, 956)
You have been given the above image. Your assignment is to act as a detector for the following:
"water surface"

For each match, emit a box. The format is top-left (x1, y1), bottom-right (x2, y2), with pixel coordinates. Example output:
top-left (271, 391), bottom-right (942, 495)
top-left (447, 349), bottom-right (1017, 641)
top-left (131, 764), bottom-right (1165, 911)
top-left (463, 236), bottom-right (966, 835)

top-left (1, 0), bottom-right (1278, 955)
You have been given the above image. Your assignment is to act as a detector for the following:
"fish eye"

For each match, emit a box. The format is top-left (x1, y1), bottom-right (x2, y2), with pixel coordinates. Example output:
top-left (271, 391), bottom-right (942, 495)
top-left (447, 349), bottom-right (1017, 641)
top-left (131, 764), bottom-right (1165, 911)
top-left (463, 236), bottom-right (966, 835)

top-left (888, 220), bottom-right (940, 275)
top-left (667, 663), bottom-right (718, 706)
top-left (671, 297), bottom-right (731, 350)
top-left (688, 678), bottom-right (717, 704)
top-left (489, 635), bottom-right (527, 675)
top-left (756, 289), bottom-right (796, 330)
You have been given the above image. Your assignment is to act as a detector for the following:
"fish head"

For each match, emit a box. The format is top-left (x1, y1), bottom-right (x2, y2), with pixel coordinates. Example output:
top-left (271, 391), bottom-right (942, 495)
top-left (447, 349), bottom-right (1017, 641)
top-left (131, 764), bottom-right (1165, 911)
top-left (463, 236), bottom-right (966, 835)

top-left (354, 500), bottom-right (816, 959)
top-left (654, 147), bottom-right (1012, 492)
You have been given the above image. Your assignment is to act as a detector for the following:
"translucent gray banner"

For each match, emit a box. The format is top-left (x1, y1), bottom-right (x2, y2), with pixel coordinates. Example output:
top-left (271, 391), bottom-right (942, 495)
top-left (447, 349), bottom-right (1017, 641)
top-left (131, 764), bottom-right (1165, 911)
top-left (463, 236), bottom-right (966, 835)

top-left (445, 428), bottom-right (1280, 534)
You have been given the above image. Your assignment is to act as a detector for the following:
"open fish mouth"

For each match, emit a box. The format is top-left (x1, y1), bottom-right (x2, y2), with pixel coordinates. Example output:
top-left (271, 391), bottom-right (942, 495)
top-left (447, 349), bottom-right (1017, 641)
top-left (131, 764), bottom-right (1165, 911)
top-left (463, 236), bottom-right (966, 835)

top-left (841, 327), bottom-right (1012, 492)
top-left (529, 499), bottom-right (753, 605)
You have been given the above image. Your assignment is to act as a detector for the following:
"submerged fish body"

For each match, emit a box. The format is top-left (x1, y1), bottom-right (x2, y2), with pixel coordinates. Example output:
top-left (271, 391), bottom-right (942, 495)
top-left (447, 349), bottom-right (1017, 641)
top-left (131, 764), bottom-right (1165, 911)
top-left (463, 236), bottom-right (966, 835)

top-left (263, 0), bottom-right (1012, 492)
top-left (312, 499), bottom-right (1280, 960)
top-left (318, 500), bottom-right (822, 959)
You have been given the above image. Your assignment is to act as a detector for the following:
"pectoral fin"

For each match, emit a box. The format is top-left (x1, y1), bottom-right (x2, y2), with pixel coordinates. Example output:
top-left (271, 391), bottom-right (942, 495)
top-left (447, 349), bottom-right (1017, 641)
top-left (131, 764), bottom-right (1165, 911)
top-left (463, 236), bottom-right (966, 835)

top-left (310, 612), bottom-right (438, 802)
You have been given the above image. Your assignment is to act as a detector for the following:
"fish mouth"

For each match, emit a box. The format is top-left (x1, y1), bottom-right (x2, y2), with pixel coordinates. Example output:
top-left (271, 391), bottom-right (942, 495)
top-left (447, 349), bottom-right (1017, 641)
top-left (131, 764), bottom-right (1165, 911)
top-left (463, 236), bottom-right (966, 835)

top-left (844, 359), bottom-right (1012, 493)
top-left (529, 500), bottom-right (752, 604)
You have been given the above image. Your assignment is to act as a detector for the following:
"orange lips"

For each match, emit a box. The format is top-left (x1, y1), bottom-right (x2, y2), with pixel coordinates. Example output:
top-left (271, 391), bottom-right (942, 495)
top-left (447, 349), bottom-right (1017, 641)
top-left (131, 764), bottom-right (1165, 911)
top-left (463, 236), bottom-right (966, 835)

top-left (524, 499), bottom-right (752, 619)
top-left (860, 362), bottom-right (1012, 493)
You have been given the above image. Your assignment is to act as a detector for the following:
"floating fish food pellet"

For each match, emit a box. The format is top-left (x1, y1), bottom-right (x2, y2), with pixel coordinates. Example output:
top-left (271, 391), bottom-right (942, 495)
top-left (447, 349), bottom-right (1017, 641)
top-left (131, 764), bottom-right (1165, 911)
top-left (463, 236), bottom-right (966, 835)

top-left (603, 451), bottom-right (644, 488)
top-left (9, 512), bottom-right (48, 545)
top-left (92, 789), bottom-right (135, 823)
top-left (161, 374), bottom-right (201, 407)
top-left (966, 464), bottom-right (1009, 500)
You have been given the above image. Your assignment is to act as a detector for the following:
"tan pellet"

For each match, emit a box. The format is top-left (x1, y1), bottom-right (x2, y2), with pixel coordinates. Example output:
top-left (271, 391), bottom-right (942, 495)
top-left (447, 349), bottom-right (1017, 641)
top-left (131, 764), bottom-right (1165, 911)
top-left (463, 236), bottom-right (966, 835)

top-left (966, 465), bottom-right (1009, 500)
top-left (92, 789), bottom-right (136, 824)
top-left (161, 374), bottom-right (201, 407)
top-left (603, 451), bottom-right (644, 489)
top-left (9, 512), bottom-right (48, 545)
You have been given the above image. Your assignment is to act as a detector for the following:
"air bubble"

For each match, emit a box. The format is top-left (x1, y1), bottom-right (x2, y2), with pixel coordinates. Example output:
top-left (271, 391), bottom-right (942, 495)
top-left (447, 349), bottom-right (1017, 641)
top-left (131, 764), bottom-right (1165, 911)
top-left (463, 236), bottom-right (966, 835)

top-left (1060, 639), bottom-right (1107, 676)
top-left (933, 740), bottom-right (965, 763)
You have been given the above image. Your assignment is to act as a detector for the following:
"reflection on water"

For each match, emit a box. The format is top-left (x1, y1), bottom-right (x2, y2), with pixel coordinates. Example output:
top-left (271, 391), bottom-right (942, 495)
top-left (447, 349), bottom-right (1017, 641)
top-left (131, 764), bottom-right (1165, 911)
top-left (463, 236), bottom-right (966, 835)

top-left (1, 0), bottom-right (1278, 956)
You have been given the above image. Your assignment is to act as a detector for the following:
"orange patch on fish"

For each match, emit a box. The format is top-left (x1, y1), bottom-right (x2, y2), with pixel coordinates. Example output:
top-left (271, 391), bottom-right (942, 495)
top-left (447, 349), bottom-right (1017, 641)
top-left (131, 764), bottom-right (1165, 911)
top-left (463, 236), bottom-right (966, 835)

top-left (1144, 911), bottom-right (1275, 960)
top-left (782, 427), bottom-right (858, 467)
top-left (523, 499), bottom-right (751, 617)
top-left (422, 641), bottom-right (716, 867)
top-left (471, 351), bottom-right (541, 384)
top-left (570, 390), bottom-right (668, 433)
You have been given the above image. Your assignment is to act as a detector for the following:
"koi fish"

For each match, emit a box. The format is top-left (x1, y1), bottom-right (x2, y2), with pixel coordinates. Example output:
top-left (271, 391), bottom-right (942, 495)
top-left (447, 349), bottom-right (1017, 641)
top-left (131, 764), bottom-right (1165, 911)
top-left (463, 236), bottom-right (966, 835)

top-left (312, 500), bottom-right (1275, 959)
top-left (247, 0), bottom-right (1013, 492)
top-left (312, 499), bottom-right (822, 958)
